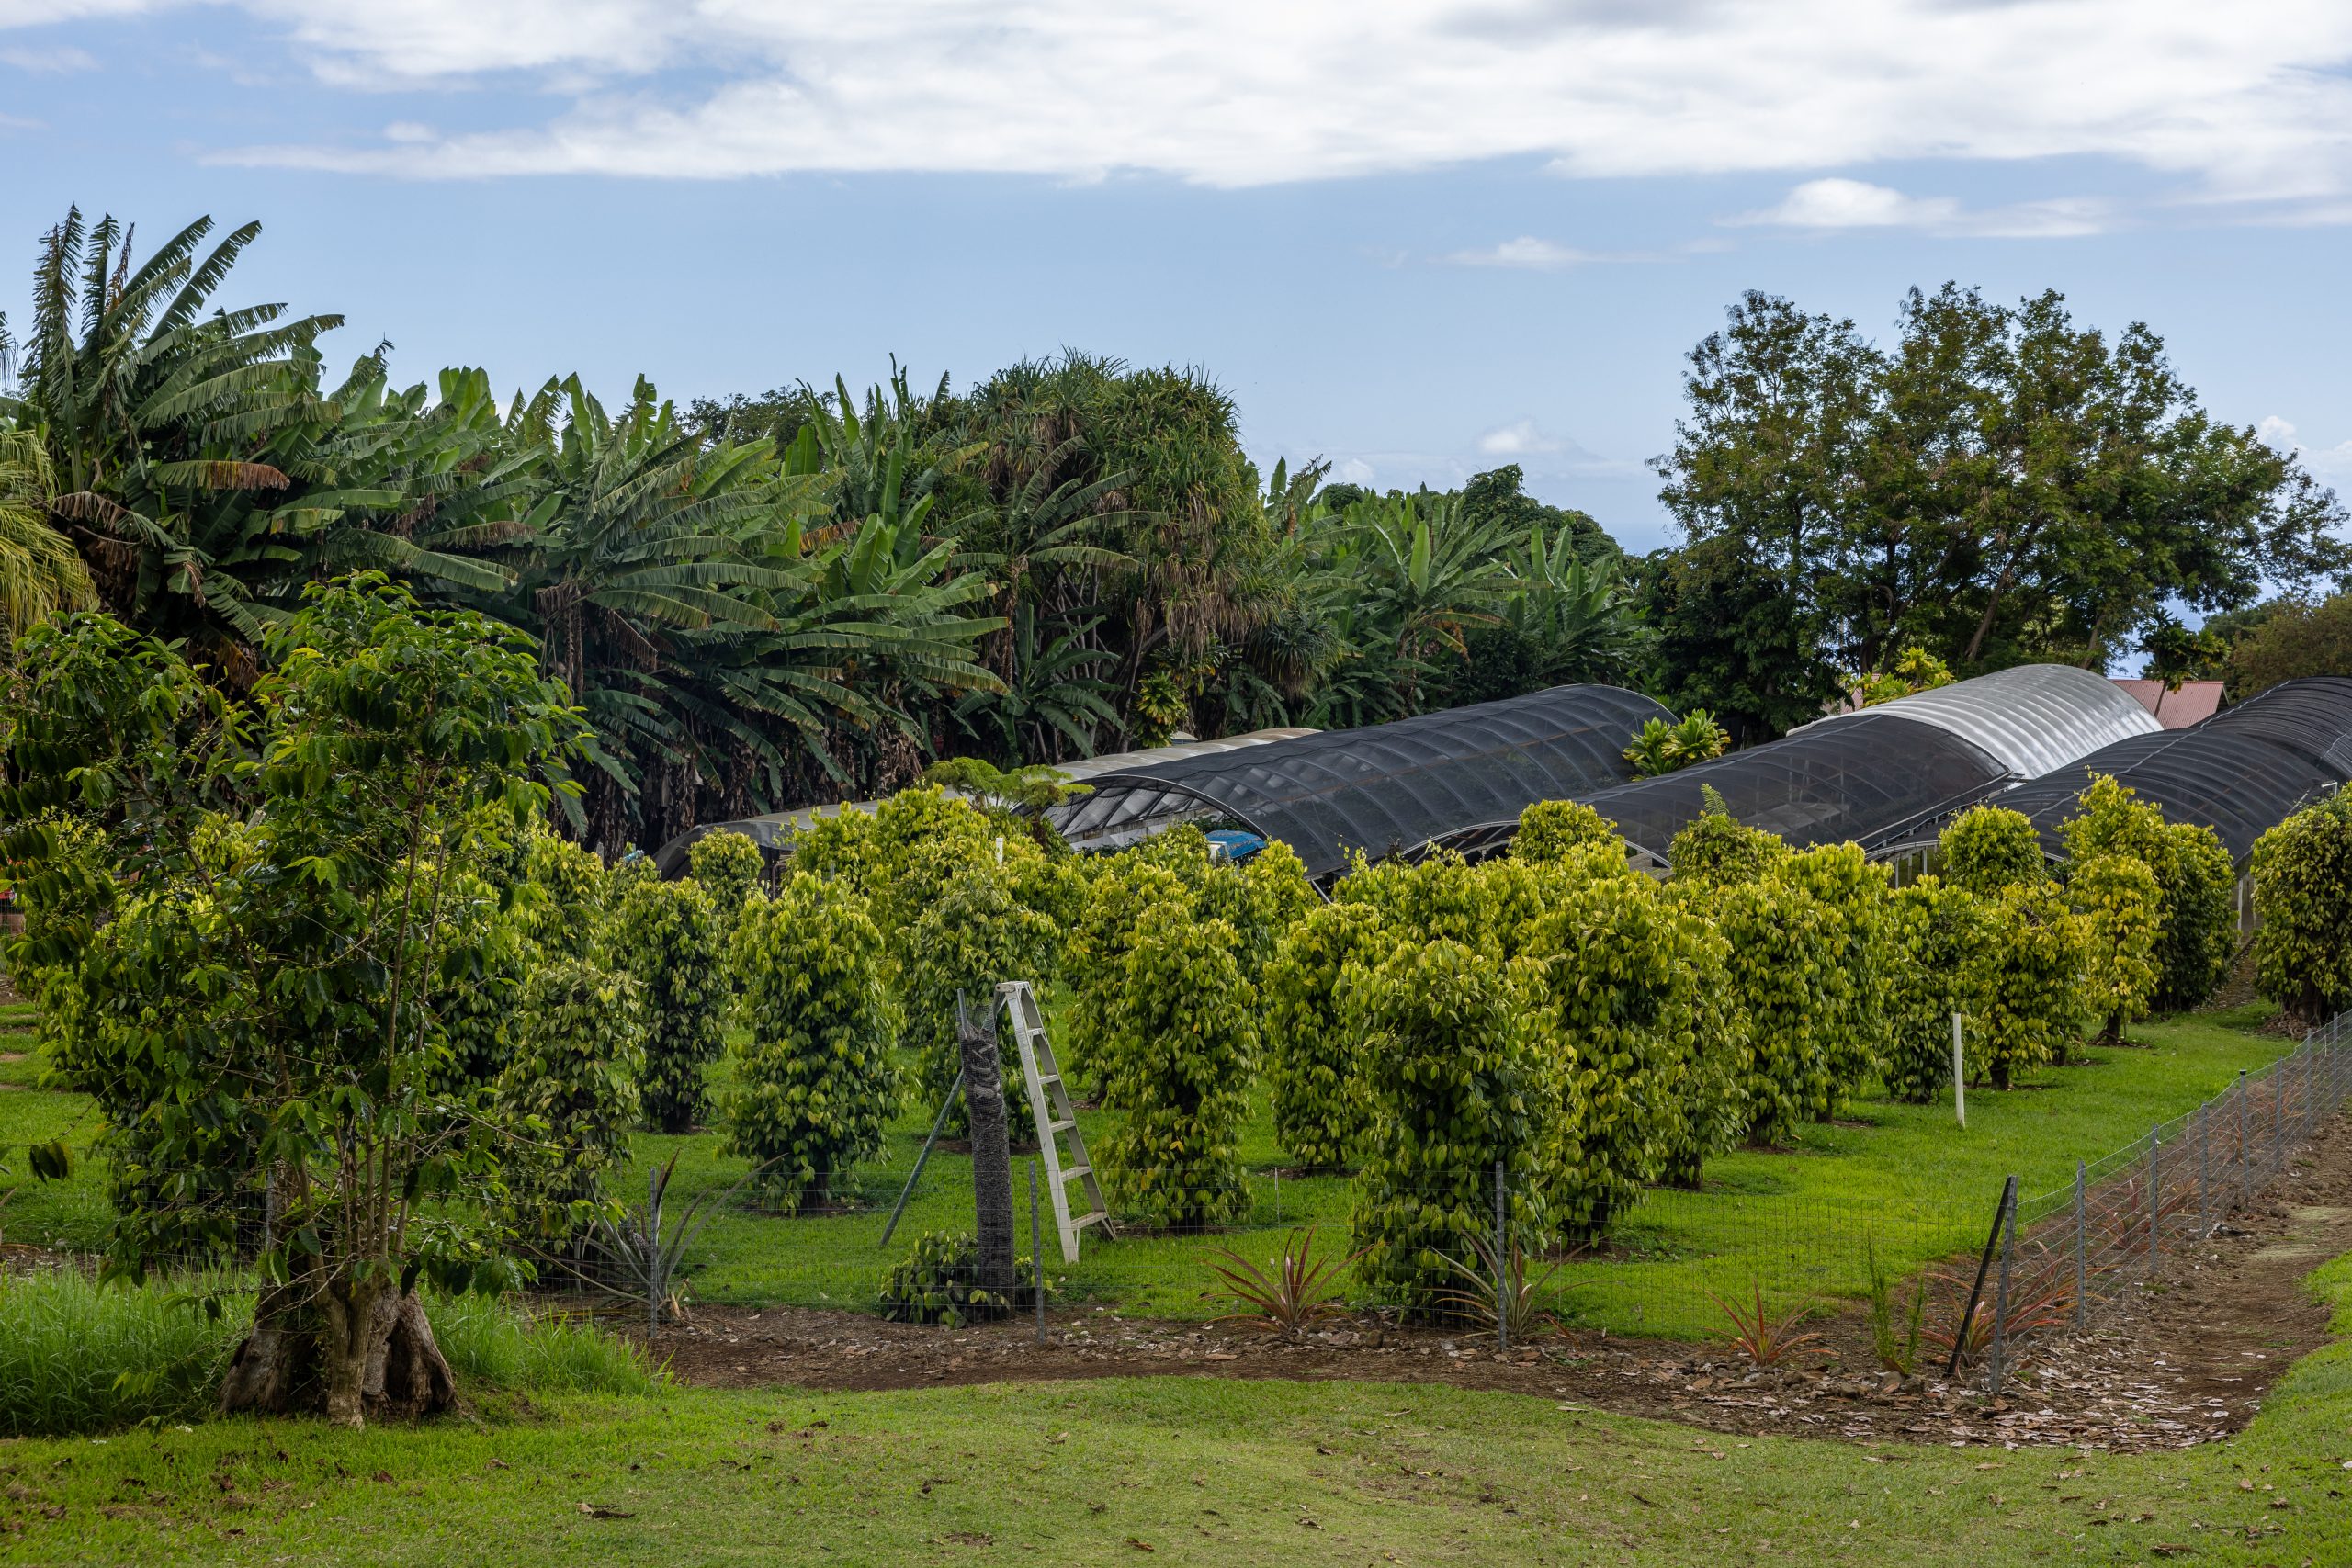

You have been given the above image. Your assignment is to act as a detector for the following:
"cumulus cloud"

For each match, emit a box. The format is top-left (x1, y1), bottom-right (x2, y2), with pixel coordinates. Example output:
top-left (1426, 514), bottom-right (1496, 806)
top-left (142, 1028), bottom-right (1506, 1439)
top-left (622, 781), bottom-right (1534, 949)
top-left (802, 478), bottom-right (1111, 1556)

top-left (1729, 178), bottom-right (2111, 237)
top-left (1446, 237), bottom-right (1590, 270)
top-left (6, 0), bottom-right (2352, 209)
top-left (2261, 414), bottom-right (2352, 476)
top-left (1477, 419), bottom-right (1565, 456)
top-left (0, 42), bottom-right (96, 70)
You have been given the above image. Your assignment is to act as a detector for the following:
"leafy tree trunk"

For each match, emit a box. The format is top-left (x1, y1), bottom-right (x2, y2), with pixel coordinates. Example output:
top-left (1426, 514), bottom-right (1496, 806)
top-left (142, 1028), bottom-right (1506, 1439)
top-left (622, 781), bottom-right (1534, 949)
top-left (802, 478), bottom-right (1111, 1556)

top-left (959, 995), bottom-right (1016, 1297)
top-left (220, 1281), bottom-right (457, 1427)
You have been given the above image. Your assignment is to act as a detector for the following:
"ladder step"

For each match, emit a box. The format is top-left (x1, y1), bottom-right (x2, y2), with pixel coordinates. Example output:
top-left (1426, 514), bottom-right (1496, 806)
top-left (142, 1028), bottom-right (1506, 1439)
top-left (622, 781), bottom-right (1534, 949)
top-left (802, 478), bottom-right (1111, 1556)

top-left (1033, 1072), bottom-right (1060, 1087)
top-left (1047, 1118), bottom-right (1077, 1134)
top-left (1070, 1211), bottom-right (1110, 1232)
top-left (1057, 1164), bottom-right (1092, 1182)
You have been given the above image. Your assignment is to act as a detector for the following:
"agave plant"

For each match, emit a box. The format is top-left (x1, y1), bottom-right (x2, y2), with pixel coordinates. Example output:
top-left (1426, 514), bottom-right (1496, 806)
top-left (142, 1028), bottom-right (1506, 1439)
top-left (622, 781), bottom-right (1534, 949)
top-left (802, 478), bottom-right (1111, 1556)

top-left (1203, 1224), bottom-right (1361, 1338)
top-left (534, 1153), bottom-right (780, 1333)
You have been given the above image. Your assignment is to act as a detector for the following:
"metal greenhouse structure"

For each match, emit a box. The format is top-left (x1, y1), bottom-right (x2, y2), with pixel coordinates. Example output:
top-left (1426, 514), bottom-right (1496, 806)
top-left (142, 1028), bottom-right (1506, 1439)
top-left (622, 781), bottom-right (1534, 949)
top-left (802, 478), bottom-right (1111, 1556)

top-left (1440, 664), bottom-right (2160, 869)
top-left (1042, 683), bottom-right (1673, 881)
top-left (1981, 676), bottom-right (2352, 865)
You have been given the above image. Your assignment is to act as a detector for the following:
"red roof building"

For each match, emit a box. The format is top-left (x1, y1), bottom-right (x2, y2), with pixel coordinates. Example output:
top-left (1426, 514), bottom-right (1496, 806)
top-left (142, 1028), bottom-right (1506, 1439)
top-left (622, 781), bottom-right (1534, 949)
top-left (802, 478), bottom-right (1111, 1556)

top-left (2110, 678), bottom-right (2225, 729)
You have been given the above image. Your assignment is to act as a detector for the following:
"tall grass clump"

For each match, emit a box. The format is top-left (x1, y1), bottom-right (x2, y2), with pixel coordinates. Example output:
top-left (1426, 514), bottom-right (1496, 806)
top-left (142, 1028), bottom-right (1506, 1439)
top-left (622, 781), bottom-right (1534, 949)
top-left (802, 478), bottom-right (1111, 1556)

top-left (0, 1268), bottom-right (244, 1436)
top-left (426, 1294), bottom-right (670, 1396)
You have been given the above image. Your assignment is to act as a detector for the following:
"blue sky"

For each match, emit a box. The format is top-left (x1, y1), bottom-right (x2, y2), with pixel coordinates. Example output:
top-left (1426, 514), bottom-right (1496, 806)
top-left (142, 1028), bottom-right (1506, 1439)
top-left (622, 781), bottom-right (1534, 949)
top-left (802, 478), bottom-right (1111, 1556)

top-left (5, 2), bottom-right (2352, 555)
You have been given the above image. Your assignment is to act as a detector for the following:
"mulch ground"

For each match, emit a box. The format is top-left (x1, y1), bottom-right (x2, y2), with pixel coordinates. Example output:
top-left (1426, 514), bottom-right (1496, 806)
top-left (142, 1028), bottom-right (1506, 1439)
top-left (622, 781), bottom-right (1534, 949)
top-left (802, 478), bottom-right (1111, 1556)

top-left (645, 1108), bottom-right (2352, 1455)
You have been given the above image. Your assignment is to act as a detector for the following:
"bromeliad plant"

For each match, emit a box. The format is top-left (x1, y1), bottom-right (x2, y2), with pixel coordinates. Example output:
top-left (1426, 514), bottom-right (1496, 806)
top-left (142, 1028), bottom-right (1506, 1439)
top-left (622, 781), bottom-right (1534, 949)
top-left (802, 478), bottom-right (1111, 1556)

top-left (1204, 1224), bottom-right (1362, 1338)
top-left (1865, 1243), bottom-right (1929, 1376)
top-left (1706, 1282), bottom-right (1826, 1368)
top-left (1438, 1231), bottom-right (1574, 1344)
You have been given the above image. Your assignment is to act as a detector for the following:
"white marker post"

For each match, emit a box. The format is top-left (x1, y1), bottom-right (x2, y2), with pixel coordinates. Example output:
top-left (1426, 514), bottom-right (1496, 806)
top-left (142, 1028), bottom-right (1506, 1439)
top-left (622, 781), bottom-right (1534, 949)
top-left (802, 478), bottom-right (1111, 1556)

top-left (1951, 1011), bottom-right (1967, 1130)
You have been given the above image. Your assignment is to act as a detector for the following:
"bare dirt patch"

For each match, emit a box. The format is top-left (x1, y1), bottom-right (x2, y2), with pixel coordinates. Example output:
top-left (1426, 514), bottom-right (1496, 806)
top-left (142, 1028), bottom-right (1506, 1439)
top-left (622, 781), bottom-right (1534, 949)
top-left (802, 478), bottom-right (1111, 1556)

top-left (644, 1111), bottom-right (2352, 1454)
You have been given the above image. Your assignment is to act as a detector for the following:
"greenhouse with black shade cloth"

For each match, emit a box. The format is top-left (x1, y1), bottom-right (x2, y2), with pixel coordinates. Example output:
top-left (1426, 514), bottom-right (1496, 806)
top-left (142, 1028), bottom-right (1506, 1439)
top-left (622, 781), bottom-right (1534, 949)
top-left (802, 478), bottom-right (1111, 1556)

top-left (1043, 683), bottom-right (1672, 882)
top-left (1988, 677), bottom-right (2352, 865)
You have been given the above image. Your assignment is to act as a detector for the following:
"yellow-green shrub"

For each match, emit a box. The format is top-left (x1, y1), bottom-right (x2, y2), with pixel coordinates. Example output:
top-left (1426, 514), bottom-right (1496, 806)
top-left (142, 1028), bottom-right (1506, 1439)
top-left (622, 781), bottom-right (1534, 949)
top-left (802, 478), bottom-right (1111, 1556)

top-left (1345, 937), bottom-right (1549, 1313)
top-left (496, 958), bottom-right (647, 1239)
top-left (1974, 882), bottom-right (2085, 1088)
top-left (1769, 843), bottom-right (1895, 1111)
top-left (1710, 875), bottom-right (1840, 1145)
top-left (1262, 900), bottom-right (1388, 1168)
top-left (518, 822), bottom-right (609, 962)
top-left (1512, 798), bottom-right (1622, 864)
top-left (2154, 822), bottom-right (2235, 1012)
top-left (1939, 805), bottom-right (2049, 897)
top-left (2252, 790), bottom-right (2352, 1022)
top-left (1092, 901), bottom-right (1256, 1228)
top-left (1523, 871), bottom-right (1734, 1230)
top-left (901, 863), bottom-right (1057, 1135)
top-left (608, 874), bottom-right (729, 1134)
top-left (1667, 800), bottom-right (1789, 886)
top-left (2071, 852), bottom-right (2161, 1045)
top-left (687, 829), bottom-right (766, 942)
top-left (722, 874), bottom-right (900, 1212)
top-left (1883, 875), bottom-right (1993, 1102)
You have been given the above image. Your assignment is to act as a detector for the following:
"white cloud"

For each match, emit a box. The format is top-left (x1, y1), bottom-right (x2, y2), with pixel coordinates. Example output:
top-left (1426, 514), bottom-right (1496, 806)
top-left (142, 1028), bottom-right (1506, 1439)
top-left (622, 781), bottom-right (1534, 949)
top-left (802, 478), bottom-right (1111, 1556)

top-left (1729, 178), bottom-right (2111, 237)
top-left (1477, 419), bottom-right (1564, 457)
top-left (1446, 237), bottom-right (1590, 270)
top-left (7, 1), bottom-right (2352, 210)
top-left (0, 42), bottom-right (96, 71)
top-left (2262, 414), bottom-right (2352, 477)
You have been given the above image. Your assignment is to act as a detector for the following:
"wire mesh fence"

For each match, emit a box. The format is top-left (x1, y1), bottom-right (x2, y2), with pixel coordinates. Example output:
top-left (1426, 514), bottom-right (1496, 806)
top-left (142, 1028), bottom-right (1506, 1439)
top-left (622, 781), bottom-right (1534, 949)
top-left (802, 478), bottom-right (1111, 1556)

top-left (1996, 1009), bottom-right (2352, 1394)
top-left (11, 1009), bottom-right (2346, 1393)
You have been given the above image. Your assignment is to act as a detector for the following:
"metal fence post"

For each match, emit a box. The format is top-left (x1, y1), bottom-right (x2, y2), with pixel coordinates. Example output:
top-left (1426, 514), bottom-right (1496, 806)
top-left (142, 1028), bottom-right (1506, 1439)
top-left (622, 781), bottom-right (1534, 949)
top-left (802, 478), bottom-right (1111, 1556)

top-left (2073, 1160), bottom-right (2086, 1330)
top-left (2306, 1045), bottom-right (2317, 1138)
top-left (2147, 1128), bottom-right (2161, 1269)
top-left (1493, 1158), bottom-right (1509, 1354)
top-left (2236, 1068), bottom-right (2249, 1210)
top-left (1989, 1183), bottom-right (2017, 1396)
top-left (1029, 1158), bottom-right (1045, 1346)
top-left (2182, 1104), bottom-right (2201, 1241)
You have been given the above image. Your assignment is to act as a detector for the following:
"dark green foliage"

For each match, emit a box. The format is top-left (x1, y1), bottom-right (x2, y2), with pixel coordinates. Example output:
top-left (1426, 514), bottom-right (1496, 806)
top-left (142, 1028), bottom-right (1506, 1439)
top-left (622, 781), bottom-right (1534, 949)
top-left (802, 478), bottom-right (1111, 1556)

top-left (432, 875), bottom-right (534, 1091)
top-left (722, 874), bottom-right (900, 1212)
top-left (877, 1232), bottom-right (1049, 1326)
top-left (1, 575), bottom-right (590, 1424)
top-left (1262, 900), bottom-right (1388, 1168)
top-left (609, 875), bottom-right (728, 1134)
top-left (1093, 902), bottom-right (1257, 1229)
top-left (1939, 806), bottom-right (2050, 897)
top-left (1345, 938), bottom-right (1547, 1314)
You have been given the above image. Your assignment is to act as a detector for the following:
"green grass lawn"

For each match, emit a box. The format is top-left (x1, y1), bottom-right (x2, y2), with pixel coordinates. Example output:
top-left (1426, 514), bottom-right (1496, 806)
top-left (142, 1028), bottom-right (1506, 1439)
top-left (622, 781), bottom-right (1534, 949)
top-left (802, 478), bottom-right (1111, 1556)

top-left (0, 999), bottom-right (2302, 1337)
top-left (6, 1243), bottom-right (2349, 1566)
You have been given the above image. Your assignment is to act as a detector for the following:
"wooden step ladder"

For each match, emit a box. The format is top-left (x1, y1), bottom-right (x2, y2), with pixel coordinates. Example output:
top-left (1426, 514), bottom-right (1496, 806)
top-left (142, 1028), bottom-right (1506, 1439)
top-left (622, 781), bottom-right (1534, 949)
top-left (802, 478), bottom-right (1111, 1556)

top-left (996, 981), bottom-right (1114, 1263)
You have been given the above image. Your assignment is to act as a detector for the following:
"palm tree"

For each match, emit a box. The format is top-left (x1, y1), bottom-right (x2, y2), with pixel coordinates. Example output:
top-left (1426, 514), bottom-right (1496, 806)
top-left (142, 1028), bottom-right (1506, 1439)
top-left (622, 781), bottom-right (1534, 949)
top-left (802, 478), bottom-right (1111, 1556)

top-left (0, 429), bottom-right (93, 655)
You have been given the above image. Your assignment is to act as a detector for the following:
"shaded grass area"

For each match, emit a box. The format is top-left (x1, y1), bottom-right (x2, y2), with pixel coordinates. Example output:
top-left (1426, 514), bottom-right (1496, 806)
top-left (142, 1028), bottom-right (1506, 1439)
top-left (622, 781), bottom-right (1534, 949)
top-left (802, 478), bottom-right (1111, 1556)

top-left (0, 1000), bottom-right (2305, 1337)
top-left (6, 1246), bottom-right (2351, 1566)
top-left (0, 1269), bottom-right (666, 1438)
